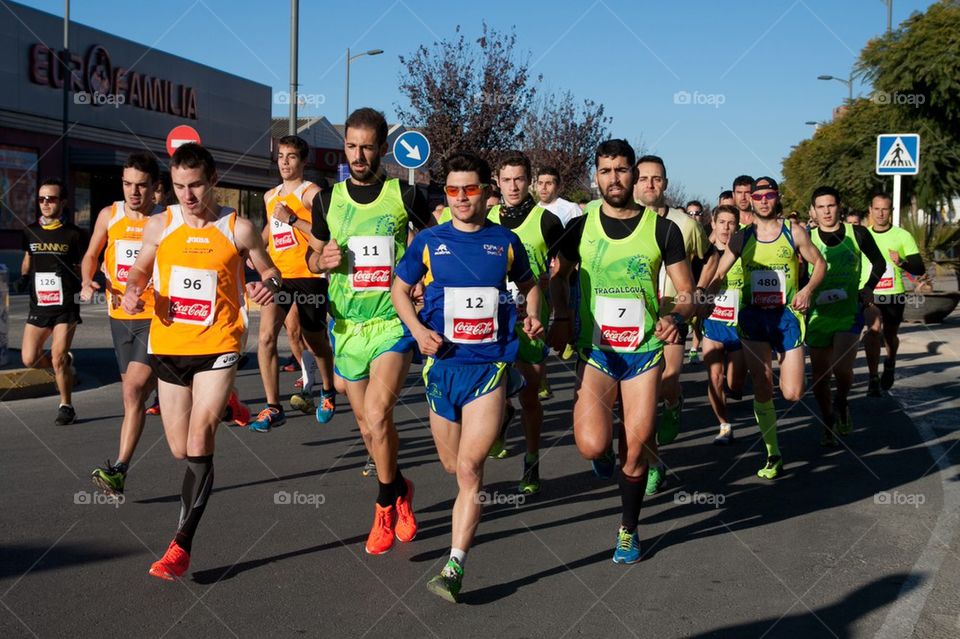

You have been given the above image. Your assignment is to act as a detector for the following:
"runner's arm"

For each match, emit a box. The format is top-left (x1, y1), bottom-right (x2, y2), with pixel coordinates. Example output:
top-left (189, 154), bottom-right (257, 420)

top-left (791, 222), bottom-right (825, 312)
top-left (392, 235), bottom-right (443, 355)
top-left (853, 225), bottom-right (886, 291)
top-left (235, 216), bottom-right (282, 306)
top-left (80, 206), bottom-right (112, 300)
top-left (121, 214), bottom-right (164, 314)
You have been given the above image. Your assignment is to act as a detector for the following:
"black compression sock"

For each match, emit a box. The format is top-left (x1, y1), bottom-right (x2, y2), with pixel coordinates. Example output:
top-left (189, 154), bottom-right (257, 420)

top-left (619, 470), bottom-right (648, 533)
top-left (174, 454), bottom-right (214, 553)
top-left (376, 478), bottom-right (396, 508)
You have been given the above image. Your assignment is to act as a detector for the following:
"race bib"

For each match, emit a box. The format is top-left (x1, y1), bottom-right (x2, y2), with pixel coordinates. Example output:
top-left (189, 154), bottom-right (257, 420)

top-left (271, 217), bottom-right (297, 252)
top-left (35, 272), bottom-right (63, 306)
top-left (751, 270), bottom-right (786, 307)
top-left (169, 265), bottom-right (217, 326)
top-left (348, 236), bottom-right (393, 291)
top-left (114, 239), bottom-right (142, 284)
top-left (875, 263), bottom-right (895, 292)
top-left (815, 288), bottom-right (848, 305)
top-left (594, 295), bottom-right (644, 352)
top-left (443, 286), bottom-right (499, 344)
top-left (709, 290), bottom-right (740, 323)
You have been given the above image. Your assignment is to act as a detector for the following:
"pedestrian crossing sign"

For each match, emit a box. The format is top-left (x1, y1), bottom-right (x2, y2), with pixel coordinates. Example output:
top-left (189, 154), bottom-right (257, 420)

top-left (876, 134), bottom-right (919, 175)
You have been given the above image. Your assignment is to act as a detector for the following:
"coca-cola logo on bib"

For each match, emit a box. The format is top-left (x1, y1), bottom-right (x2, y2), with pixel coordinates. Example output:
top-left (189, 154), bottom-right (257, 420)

top-left (273, 232), bottom-right (295, 250)
top-left (454, 318), bottom-right (495, 341)
top-left (116, 265), bottom-right (130, 283)
top-left (38, 291), bottom-right (61, 305)
top-left (711, 306), bottom-right (735, 321)
top-left (753, 292), bottom-right (784, 307)
top-left (600, 326), bottom-right (640, 349)
top-left (877, 277), bottom-right (894, 290)
top-left (171, 297), bottom-right (212, 321)
top-left (353, 266), bottom-right (391, 288)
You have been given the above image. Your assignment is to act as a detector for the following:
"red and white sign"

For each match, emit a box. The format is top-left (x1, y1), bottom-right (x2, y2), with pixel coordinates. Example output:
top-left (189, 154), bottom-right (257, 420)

top-left (35, 272), bottom-right (63, 306)
top-left (166, 125), bottom-right (201, 157)
top-left (444, 286), bottom-right (499, 344)
top-left (168, 265), bottom-right (216, 326)
top-left (348, 236), bottom-right (394, 291)
top-left (594, 295), bottom-right (644, 352)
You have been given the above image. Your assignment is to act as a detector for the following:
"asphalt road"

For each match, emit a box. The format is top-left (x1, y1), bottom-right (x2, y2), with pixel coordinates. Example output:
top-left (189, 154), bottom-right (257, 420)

top-left (1, 295), bottom-right (957, 638)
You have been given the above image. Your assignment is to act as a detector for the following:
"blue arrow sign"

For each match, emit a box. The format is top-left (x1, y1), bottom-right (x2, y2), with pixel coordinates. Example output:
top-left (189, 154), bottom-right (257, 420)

top-left (876, 134), bottom-right (919, 175)
top-left (392, 130), bottom-right (430, 170)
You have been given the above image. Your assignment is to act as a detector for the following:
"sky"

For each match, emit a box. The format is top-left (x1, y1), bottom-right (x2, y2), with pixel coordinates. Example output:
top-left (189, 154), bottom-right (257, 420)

top-left (14, 0), bottom-right (938, 200)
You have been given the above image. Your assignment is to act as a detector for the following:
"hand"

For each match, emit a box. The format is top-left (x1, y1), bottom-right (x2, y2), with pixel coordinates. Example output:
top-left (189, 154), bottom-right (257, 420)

top-left (858, 288), bottom-right (874, 307)
top-left (888, 249), bottom-right (901, 265)
top-left (121, 285), bottom-right (145, 315)
top-left (654, 316), bottom-right (680, 343)
top-left (79, 280), bottom-right (100, 303)
top-left (792, 288), bottom-right (812, 313)
top-left (246, 281), bottom-right (274, 307)
top-left (524, 316), bottom-right (544, 340)
top-left (414, 326), bottom-right (444, 356)
top-left (547, 319), bottom-right (572, 353)
top-left (410, 281), bottom-right (424, 306)
top-left (272, 201), bottom-right (291, 223)
top-left (319, 239), bottom-right (343, 270)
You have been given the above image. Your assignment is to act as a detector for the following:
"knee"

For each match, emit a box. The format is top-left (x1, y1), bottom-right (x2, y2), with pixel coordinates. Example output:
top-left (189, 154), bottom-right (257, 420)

top-left (782, 385), bottom-right (804, 402)
top-left (121, 382), bottom-right (142, 406)
top-left (440, 457), bottom-right (458, 475)
top-left (364, 407), bottom-right (388, 430)
top-left (456, 462), bottom-right (482, 488)
top-left (576, 432), bottom-right (610, 461)
top-left (50, 350), bottom-right (70, 372)
top-left (21, 351), bottom-right (40, 368)
top-left (258, 332), bottom-right (279, 352)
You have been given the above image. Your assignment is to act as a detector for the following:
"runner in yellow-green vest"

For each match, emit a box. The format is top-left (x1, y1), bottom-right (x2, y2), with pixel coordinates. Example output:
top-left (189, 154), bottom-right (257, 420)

top-left (709, 176), bottom-right (825, 480)
top-left (860, 192), bottom-right (925, 395)
top-left (306, 108), bottom-right (432, 557)
top-left (807, 186), bottom-right (885, 445)
top-left (485, 151), bottom-right (564, 495)
top-left (549, 139), bottom-right (692, 565)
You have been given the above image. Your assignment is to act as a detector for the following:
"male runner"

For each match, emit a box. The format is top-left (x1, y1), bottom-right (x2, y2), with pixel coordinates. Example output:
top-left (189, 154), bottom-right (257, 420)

top-left (685, 199), bottom-right (709, 362)
top-left (83, 153), bottom-right (163, 493)
top-left (535, 166), bottom-right (582, 227)
top-left (549, 139), bottom-right (692, 563)
top-left (861, 192), bottom-right (924, 394)
top-left (121, 143), bottom-right (280, 580)
top-left (708, 177), bottom-right (825, 479)
top-left (306, 107), bottom-right (430, 555)
top-left (393, 151), bottom-right (543, 602)
top-left (806, 186), bottom-right (885, 444)
top-left (486, 152), bottom-right (564, 493)
top-left (20, 179), bottom-right (85, 425)
top-left (732, 175), bottom-right (755, 226)
top-left (248, 135), bottom-right (336, 431)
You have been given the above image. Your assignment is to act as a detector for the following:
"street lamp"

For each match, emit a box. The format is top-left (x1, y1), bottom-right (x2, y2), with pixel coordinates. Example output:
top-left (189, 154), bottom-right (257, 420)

top-left (817, 73), bottom-right (853, 103)
top-left (345, 48), bottom-right (383, 123)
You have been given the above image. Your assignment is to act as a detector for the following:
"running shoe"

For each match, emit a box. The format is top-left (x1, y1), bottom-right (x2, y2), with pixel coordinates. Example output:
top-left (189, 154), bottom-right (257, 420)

top-left (55, 404), bottom-right (76, 426)
top-left (293, 378), bottom-right (304, 391)
top-left (290, 391), bottom-right (315, 414)
top-left (657, 396), bottom-right (683, 445)
top-left (867, 375), bottom-right (882, 397)
top-left (881, 359), bottom-right (896, 391)
top-left (365, 503), bottom-right (397, 555)
top-left (145, 398), bottom-right (161, 415)
top-left (645, 464), bottom-right (665, 495)
top-left (488, 404), bottom-right (516, 459)
top-left (226, 392), bottom-right (251, 427)
top-left (395, 479), bottom-right (417, 543)
top-left (612, 526), bottom-right (641, 564)
top-left (248, 407), bottom-right (285, 433)
top-left (687, 348), bottom-right (699, 364)
top-left (757, 456), bottom-right (783, 480)
top-left (426, 559), bottom-right (464, 603)
top-left (835, 405), bottom-right (852, 436)
top-left (538, 377), bottom-right (553, 400)
top-left (148, 540), bottom-right (190, 581)
top-left (713, 423), bottom-right (734, 446)
top-left (519, 453), bottom-right (541, 495)
top-left (561, 343), bottom-right (576, 361)
top-left (591, 444), bottom-right (616, 480)
top-left (91, 461), bottom-right (126, 495)
top-left (315, 390), bottom-right (336, 424)
top-left (281, 358), bottom-right (299, 373)
top-left (362, 456), bottom-right (377, 478)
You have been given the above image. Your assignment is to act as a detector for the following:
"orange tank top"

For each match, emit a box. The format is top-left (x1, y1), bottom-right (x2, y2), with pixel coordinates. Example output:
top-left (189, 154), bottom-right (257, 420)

top-left (105, 201), bottom-right (155, 320)
top-left (148, 205), bottom-right (247, 356)
top-left (266, 181), bottom-right (320, 280)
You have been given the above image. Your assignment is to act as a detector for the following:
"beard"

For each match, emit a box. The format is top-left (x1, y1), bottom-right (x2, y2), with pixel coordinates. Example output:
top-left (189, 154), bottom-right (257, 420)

top-left (602, 187), bottom-right (632, 208)
top-left (349, 154), bottom-right (381, 182)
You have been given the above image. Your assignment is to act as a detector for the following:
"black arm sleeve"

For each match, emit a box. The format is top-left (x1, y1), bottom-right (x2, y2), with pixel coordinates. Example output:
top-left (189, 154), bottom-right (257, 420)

top-left (654, 217), bottom-right (687, 265)
top-left (559, 215), bottom-right (586, 263)
top-left (401, 184), bottom-right (432, 230)
top-left (726, 228), bottom-right (746, 258)
top-left (310, 187), bottom-right (334, 242)
top-left (854, 225), bottom-right (886, 291)
top-left (540, 211), bottom-right (566, 260)
top-left (901, 253), bottom-right (925, 276)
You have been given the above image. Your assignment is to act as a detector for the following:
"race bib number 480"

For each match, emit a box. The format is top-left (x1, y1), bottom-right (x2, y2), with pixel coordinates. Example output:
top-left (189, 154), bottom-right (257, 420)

top-left (444, 286), bottom-right (499, 344)
top-left (594, 295), bottom-right (644, 352)
top-left (751, 270), bottom-right (786, 307)
top-left (169, 265), bottom-right (217, 326)
top-left (348, 236), bottom-right (393, 291)
top-left (114, 239), bottom-right (142, 284)
top-left (35, 272), bottom-right (63, 306)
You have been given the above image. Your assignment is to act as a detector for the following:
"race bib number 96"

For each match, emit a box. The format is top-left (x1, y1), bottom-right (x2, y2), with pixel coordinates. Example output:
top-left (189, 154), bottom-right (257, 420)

top-left (169, 265), bottom-right (217, 326)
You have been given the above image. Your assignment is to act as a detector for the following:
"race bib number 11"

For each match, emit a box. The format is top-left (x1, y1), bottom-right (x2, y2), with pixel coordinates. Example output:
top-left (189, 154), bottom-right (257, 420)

top-left (348, 236), bottom-right (394, 291)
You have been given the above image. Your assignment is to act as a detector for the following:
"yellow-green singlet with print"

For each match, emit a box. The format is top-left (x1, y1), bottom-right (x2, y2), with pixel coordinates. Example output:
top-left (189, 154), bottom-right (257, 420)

top-left (740, 222), bottom-right (799, 309)
top-left (858, 225), bottom-right (920, 295)
top-left (709, 250), bottom-right (744, 326)
top-left (809, 223), bottom-right (863, 327)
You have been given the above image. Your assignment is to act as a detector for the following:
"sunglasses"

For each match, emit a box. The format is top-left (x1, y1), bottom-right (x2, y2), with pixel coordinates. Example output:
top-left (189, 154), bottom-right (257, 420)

top-left (444, 184), bottom-right (487, 198)
top-left (38, 195), bottom-right (60, 203)
top-left (688, 210), bottom-right (703, 217)
top-left (751, 192), bottom-right (778, 201)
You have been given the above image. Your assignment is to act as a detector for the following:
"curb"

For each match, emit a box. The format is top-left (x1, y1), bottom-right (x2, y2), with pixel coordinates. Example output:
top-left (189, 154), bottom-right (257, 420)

top-left (0, 367), bottom-right (58, 401)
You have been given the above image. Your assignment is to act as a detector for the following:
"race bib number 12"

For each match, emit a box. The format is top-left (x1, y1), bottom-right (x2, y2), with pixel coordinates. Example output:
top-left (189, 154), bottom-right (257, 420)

top-left (444, 286), bottom-right (499, 344)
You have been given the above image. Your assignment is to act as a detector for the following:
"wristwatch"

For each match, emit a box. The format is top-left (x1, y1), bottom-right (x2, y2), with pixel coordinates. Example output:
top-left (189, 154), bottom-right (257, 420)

top-left (668, 312), bottom-right (685, 329)
top-left (287, 212), bottom-right (298, 226)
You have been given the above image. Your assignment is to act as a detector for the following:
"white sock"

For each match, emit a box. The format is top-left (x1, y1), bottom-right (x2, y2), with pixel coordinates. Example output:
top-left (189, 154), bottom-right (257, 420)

top-left (299, 350), bottom-right (317, 390)
top-left (449, 548), bottom-right (467, 568)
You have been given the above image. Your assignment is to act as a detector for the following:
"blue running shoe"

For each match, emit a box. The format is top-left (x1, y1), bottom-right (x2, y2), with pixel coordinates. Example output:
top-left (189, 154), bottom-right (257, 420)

top-left (249, 407), bottom-right (286, 433)
top-left (591, 445), bottom-right (616, 480)
top-left (612, 526), bottom-right (641, 564)
top-left (315, 390), bottom-right (336, 424)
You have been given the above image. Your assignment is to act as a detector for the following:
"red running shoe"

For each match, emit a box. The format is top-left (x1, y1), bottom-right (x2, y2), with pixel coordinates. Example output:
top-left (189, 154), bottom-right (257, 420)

top-left (145, 399), bottom-right (161, 415)
top-left (149, 540), bottom-right (190, 581)
top-left (226, 391), bottom-right (251, 427)
top-left (365, 504), bottom-right (397, 555)
top-left (395, 479), bottom-right (417, 543)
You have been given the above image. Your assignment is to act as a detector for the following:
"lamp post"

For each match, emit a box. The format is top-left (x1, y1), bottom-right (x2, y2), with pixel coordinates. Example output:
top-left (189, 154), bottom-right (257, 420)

top-left (817, 73), bottom-right (854, 103)
top-left (344, 48), bottom-right (383, 123)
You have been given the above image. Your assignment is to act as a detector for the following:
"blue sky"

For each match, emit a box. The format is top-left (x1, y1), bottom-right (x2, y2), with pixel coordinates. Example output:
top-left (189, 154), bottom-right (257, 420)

top-left (17, 0), bottom-right (937, 200)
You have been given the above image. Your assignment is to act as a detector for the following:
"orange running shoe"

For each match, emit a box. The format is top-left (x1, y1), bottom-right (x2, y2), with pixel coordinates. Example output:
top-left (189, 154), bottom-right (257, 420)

top-left (145, 398), bottom-right (161, 415)
top-left (226, 391), bottom-right (250, 427)
top-left (395, 479), bottom-right (417, 543)
top-left (149, 540), bottom-right (190, 581)
top-left (365, 504), bottom-right (397, 555)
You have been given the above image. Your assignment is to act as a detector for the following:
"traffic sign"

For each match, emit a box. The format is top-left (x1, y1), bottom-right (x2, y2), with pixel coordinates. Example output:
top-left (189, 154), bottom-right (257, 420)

top-left (337, 163), bottom-right (350, 182)
top-left (876, 134), bottom-right (919, 175)
top-left (392, 130), bottom-right (430, 170)
top-left (166, 125), bottom-right (201, 157)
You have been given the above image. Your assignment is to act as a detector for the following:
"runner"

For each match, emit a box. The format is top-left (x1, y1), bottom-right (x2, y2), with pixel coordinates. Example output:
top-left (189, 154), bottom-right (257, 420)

top-left (707, 177), bottom-right (825, 479)
top-left (121, 143), bottom-right (281, 580)
top-left (20, 178), bottom-right (86, 425)
top-left (144, 172), bottom-right (171, 417)
top-left (732, 175), bottom-right (755, 226)
top-left (685, 199), bottom-right (709, 363)
top-left (306, 107), bottom-right (430, 555)
top-left (82, 153), bottom-right (162, 493)
top-left (248, 135), bottom-right (336, 432)
top-left (698, 205), bottom-right (746, 445)
top-left (806, 186), bottom-right (885, 444)
top-left (861, 192), bottom-right (925, 395)
top-left (535, 166), bottom-right (582, 228)
top-left (486, 151), bottom-right (564, 493)
top-left (549, 139), bottom-right (692, 563)
top-left (392, 150), bottom-right (543, 602)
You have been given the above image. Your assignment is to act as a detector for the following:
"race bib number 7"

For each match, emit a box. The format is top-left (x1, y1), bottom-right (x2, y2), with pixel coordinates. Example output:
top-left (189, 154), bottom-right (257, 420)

top-left (751, 270), bottom-right (786, 307)
top-left (169, 265), bottom-right (217, 326)
top-left (35, 272), bottom-right (63, 306)
top-left (444, 286), bottom-right (499, 344)
top-left (594, 295), bottom-right (644, 352)
top-left (348, 236), bottom-right (393, 291)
